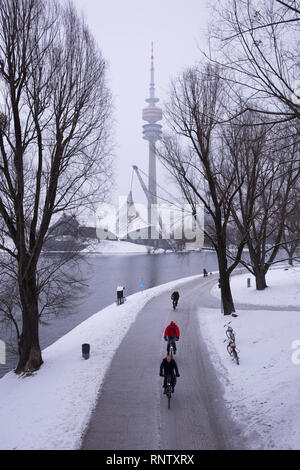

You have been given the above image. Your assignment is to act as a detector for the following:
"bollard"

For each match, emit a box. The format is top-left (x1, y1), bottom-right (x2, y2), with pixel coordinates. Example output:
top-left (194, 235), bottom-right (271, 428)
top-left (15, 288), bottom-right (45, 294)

top-left (82, 343), bottom-right (90, 360)
top-left (247, 278), bottom-right (251, 288)
top-left (0, 339), bottom-right (5, 365)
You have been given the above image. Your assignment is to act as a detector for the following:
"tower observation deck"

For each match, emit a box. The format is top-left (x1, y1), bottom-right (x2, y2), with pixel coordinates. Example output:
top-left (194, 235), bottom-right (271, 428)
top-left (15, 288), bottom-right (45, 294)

top-left (142, 43), bottom-right (162, 231)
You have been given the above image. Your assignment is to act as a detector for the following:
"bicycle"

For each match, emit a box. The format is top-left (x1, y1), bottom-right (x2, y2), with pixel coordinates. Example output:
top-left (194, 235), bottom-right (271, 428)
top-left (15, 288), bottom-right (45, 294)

top-left (164, 374), bottom-right (173, 409)
top-left (226, 339), bottom-right (240, 365)
top-left (166, 337), bottom-right (177, 358)
top-left (224, 321), bottom-right (235, 342)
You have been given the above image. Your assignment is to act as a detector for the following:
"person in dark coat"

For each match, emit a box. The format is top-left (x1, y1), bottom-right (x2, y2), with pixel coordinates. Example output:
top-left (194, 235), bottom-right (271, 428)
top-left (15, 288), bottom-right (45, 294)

top-left (116, 285), bottom-right (125, 305)
top-left (171, 289), bottom-right (180, 308)
top-left (160, 354), bottom-right (180, 393)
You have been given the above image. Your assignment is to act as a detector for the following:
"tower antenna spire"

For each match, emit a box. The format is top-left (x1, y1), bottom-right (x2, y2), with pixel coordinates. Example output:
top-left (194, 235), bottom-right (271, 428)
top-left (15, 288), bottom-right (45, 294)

top-left (149, 41), bottom-right (156, 101)
top-left (151, 41), bottom-right (154, 69)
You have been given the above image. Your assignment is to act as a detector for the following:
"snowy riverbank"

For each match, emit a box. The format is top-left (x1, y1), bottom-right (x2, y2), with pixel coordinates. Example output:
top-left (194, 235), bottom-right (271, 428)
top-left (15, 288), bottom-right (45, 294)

top-left (81, 240), bottom-right (210, 255)
top-left (0, 274), bottom-right (200, 450)
top-left (81, 239), bottom-right (155, 254)
top-left (199, 266), bottom-right (300, 449)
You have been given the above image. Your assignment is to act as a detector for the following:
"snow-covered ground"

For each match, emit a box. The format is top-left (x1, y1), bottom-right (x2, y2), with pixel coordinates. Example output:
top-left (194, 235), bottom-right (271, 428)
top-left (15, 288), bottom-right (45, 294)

top-left (199, 266), bottom-right (300, 449)
top-left (0, 274), bottom-right (200, 450)
top-left (211, 266), bottom-right (300, 307)
top-left (1, 266), bottom-right (299, 450)
top-left (81, 239), bottom-right (165, 254)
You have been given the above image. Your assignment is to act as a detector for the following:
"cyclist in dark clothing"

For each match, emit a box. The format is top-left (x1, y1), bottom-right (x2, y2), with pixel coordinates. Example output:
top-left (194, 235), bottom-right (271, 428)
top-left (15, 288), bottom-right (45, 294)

top-left (160, 354), bottom-right (180, 393)
top-left (171, 290), bottom-right (180, 309)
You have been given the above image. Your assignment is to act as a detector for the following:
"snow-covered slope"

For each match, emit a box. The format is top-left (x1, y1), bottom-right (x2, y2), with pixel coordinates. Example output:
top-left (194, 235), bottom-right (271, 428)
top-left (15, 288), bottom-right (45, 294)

top-left (199, 266), bottom-right (300, 449)
top-left (211, 266), bottom-right (300, 307)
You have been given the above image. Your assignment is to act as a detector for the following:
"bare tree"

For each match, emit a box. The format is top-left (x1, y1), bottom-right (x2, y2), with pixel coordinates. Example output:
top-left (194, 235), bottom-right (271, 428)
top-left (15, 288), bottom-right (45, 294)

top-left (281, 183), bottom-right (300, 265)
top-left (276, 0), bottom-right (300, 15)
top-left (0, 0), bottom-right (113, 373)
top-left (209, 0), bottom-right (300, 126)
top-left (159, 64), bottom-right (247, 315)
top-left (224, 113), bottom-right (300, 288)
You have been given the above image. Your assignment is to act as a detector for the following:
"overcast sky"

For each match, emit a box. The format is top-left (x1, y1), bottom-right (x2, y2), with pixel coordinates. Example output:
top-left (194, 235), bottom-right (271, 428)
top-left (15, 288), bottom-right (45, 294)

top-left (71, 0), bottom-right (210, 207)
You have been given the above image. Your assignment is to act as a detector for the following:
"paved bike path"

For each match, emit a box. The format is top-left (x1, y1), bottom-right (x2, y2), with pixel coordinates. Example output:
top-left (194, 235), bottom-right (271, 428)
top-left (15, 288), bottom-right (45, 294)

top-left (81, 274), bottom-right (246, 450)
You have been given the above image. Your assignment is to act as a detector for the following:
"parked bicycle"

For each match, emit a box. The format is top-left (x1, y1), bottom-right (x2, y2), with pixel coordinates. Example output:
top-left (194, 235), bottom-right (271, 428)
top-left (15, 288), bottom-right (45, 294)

top-left (226, 339), bottom-right (240, 365)
top-left (224, 321), bottom-right (235, 342)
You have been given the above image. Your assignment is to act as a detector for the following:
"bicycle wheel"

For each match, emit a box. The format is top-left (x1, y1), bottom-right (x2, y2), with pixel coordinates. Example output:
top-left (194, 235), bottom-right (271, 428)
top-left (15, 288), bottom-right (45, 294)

top-left (165, 376), bottom-right (172, 409)
top-left (167, 386), bottom-right (172, 409)
top-left (227, 344), bottom-right (233, 356)
top-left (233, 349), bottom-right (239, 365)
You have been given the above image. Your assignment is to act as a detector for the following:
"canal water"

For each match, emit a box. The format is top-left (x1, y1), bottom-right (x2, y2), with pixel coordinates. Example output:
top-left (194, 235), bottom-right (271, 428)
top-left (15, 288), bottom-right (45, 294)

top-left (0, 250), bottom-right (219, 378)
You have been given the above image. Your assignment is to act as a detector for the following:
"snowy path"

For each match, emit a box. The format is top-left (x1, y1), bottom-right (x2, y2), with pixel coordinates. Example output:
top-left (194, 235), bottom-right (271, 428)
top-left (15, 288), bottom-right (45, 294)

top-left (81, 275), bottom-right (245, 450)
top-left (2, 267), bottom-right (297, 449)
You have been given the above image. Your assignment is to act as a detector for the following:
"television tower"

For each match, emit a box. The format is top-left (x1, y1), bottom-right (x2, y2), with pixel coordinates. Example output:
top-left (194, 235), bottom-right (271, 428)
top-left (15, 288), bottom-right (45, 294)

top-left (142, 43), bottom-right (162, 232)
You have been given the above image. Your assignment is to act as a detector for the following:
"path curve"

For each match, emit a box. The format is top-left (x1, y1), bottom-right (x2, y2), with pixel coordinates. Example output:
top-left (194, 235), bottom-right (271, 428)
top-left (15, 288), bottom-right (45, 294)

top-left (81, 274), bottom-right (246, 450)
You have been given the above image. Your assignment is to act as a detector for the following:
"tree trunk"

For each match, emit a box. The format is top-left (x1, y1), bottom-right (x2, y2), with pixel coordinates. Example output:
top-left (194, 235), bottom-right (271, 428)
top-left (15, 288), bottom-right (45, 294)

top-left (254, 268), bottom-right (268, 290)
top-left (220, 272), bottom-right (236, 315)
top-left (282, 245), bottom-right (296, 266)
top-left (218, 247), bottom-right (236, 315)
top-left (247, 243), bottom-right (268, 291)
top-left (15, 265), bottom-right (43, 374)
top-left (287, 247), bottom-right (295, 266)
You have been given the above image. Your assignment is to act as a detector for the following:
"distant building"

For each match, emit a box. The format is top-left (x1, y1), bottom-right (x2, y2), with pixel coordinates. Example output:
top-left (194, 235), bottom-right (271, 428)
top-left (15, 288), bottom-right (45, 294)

top-left (49, 214), bottom-right (79, 238)
top-left (44, 214), bottom-right (99, 251)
